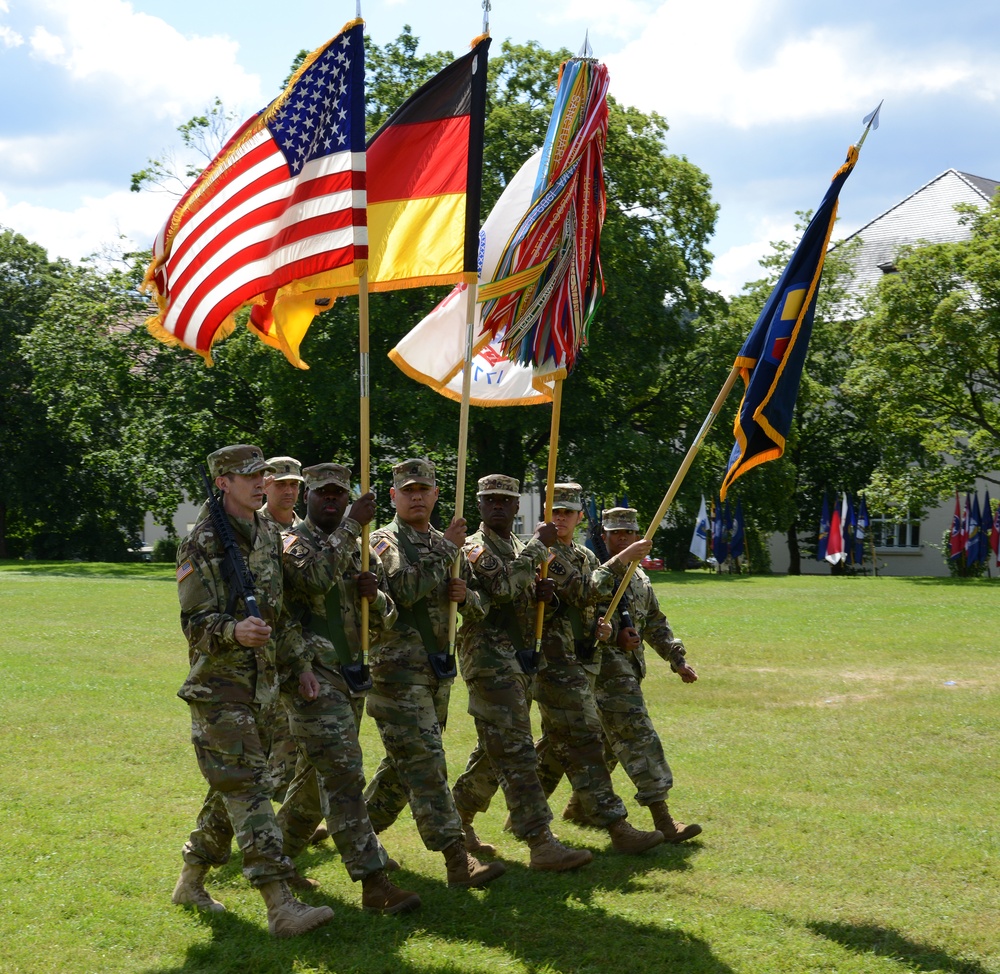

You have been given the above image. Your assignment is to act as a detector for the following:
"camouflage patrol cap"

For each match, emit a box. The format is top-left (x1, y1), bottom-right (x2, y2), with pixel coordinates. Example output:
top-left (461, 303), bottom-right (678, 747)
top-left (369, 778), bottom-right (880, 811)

top-left (302, 462), bottom-right (351, 492)
top-left (602, 507), bottom-right (641, 532)
top-left (551, 482), bottom-right (583, 511)
top-left (393, 458), bottom-right (436, 489)
top-left (266, 456), bottom-right (304, 482)
top-left (208, 445), bottom-right (275, 479)
top-left (477, 474), bottom-right (520, 497)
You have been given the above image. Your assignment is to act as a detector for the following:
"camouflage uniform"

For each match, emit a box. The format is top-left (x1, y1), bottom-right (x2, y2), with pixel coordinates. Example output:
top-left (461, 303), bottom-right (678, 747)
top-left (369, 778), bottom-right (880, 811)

top-left (175, 448), bottom-right (297, 888)
top-left (258, 456), bottom-right (306, 800)
top-left (590, 546), bottom-right (688, 806)
top-left (363, 498), bottom-right (487, 852)
top-left (274, 497), bottom-right (393, 878)
top-left (532, 519), bottom-right (629, 828)
top-left (451, 498), bottom-right (554, 840)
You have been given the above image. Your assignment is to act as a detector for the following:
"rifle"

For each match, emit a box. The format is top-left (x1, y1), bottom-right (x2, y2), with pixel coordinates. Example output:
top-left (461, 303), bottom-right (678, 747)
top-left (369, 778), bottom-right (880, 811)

top-left (584, 497), bottom-right (636, 636)
top-left (200, 464), bottom-right (263, 620)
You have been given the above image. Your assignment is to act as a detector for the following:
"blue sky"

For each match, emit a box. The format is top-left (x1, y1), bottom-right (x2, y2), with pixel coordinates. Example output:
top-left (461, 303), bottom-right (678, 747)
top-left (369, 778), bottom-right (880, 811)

top-left (1, 0), bottom-right (998, 295)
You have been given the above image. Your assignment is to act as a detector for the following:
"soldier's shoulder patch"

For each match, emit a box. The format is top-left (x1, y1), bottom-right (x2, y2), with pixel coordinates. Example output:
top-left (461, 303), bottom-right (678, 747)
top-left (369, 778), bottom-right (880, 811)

top-left (466, 543), bottom-right (485, 564)
top-left (546, 549), bottom-right (558, 564)
top-left (282, 533), bottom-right (299, 553)
top-left (176, 560), bottom-right (194, 583)
top-left (548, 558), bottom-right (567, 576)
top-left (372, 537), bottom-right (392, 556)
top-left (476, 551), bottom-right (500, 573)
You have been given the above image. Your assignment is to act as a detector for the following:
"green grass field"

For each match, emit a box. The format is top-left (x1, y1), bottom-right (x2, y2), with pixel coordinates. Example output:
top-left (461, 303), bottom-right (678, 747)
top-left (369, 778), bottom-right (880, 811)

top-left (1, 564), bottom-right (997, 974)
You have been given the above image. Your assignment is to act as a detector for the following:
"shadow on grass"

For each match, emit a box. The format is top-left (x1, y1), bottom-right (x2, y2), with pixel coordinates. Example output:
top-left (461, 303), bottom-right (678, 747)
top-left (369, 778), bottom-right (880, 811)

top-left (0, 560), bottom-right (176, 579)
top-left (807, 920), bottom-right (991, 974)
top-left (143, 848), bottom-right (731, 974)
top-left (895, 575), bottom-right (999, 587)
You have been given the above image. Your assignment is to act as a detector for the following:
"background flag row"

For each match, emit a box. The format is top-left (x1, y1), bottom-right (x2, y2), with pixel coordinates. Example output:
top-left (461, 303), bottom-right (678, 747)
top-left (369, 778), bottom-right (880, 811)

top-left (818, 492), bottom-right (870, 566)
top-left (950, 489), bottom-right (998, 568)
top-left (688, 495), bottom-right (745, 565)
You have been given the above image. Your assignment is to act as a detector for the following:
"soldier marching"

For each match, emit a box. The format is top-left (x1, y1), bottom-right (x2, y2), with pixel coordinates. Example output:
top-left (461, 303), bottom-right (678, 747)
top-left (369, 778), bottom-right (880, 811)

top-left (171, 447), bottom-right (703, 933)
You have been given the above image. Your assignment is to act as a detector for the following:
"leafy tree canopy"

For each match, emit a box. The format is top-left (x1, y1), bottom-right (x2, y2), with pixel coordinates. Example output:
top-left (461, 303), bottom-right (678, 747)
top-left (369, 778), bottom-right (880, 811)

top-left (846, 195), bottom-right (1000, 517)
top-left (16, 31), bottom-right (722, 556)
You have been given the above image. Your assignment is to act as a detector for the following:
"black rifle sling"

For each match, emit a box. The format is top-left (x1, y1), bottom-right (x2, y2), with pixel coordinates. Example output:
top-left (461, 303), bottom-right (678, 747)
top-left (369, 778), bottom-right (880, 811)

top-left (394, 529), bottom-right (445, 655)
top-left (305, 581), bottom-right (355, 667)
top-left (481, 533), bottom-right (529, 653)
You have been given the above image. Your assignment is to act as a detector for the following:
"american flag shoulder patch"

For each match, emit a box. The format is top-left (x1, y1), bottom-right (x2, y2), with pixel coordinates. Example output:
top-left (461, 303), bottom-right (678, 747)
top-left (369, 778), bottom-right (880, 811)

top-left (466, 543), bottom-right (485, 563)
top-left (282, 534), bottom-right (299, 553)
top-left (372, 537), bottom-right (392, 556)
top-left (176, 560), bottom-right (194, 583)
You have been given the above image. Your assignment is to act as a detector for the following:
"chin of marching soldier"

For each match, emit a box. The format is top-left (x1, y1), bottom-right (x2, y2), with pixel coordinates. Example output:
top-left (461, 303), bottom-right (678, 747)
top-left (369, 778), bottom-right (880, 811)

top-left (527, 483), bottom-right (666, 857)
top-left (450, 475), bottom-right (594, 872)
top-left (273, 461), bottom-right (420, 914)
top-left (361, 458), bottom-right (506, 889)
top-left (170, 444), bottom-right (334, 938)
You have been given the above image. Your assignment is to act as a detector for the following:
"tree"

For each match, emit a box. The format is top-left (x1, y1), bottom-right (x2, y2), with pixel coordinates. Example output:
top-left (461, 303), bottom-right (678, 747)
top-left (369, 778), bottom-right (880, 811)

top-left (20, 250), bottom-right (178, 557)
top-left (0, 228), bottom-right (70, 557)
top-left (693, 220), bottom-right (878, 574)
top-left (129, 98), bottom-right (240, 196)
top-left (15, 31), bottom-right (723, 556)
top-left (846, 195), bottom-right (1000, 517)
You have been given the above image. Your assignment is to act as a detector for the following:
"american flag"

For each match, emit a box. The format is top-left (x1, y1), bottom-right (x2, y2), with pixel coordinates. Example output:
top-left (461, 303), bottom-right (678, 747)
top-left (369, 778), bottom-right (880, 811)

top-left (144, 20), bottom-right (367, 363)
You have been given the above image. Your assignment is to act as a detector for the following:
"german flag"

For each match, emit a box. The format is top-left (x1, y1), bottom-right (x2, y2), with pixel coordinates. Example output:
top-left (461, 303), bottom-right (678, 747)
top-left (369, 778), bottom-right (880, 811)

top-left (365, 34), bottom-right (490, 291)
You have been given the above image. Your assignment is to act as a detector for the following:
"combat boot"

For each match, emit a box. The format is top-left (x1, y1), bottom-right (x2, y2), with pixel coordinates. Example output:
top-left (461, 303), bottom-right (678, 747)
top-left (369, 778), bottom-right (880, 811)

top-left (607, 817), bottom-right (664, 854)
top-left (648, 801), bottom-right (703, 843)
top-left (171, 863), bottom-right (225, 913)
top-left (459, 809), bottom-right (496, 856)
top-left (361, 869), bottom-right (421, 915)
top-left (561, 792), bottom-right (599, 829)
top-left (287, 866), bottom-right (321, 891)
top-left (442, 840), bottom-right (506, 888)
top-left (258, 879), bottom-right (334, 938)
top-left (527, 826), bottom-right (593, 872)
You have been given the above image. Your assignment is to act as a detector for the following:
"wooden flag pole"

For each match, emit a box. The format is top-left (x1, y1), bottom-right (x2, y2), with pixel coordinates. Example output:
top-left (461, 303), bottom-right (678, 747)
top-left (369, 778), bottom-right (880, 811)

top-left (532, 373), bottom-right (564, 654)
top-left (446, 283), bottom-right (479, 656)
top-left (358, 268), bottom-right (371, 654)
top-left (602, 365), bottom-right (741, 621)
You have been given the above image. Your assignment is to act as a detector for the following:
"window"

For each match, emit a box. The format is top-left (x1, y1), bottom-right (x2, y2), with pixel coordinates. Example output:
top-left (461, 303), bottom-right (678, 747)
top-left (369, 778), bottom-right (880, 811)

top-left (870, 513), bottom-right (920, 549)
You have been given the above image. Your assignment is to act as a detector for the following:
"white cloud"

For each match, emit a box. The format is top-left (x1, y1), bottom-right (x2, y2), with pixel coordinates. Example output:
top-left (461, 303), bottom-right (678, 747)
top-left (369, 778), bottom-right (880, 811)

top-left (0, 0), bottom-right (22, 45)
top-left (0, 131), bottom-right (81, 182)
top-left (604, 0), bottom-right (998, 127)
top-left (0, 1), bottom-right (264, 198)
top-left (536, 0), bottom-right (657, 43)
top-left (706, 215), bottom-right (796, 298)
top-left (0, 23), bottom-right (22, 46)
top-left (0, 186), bottom-right (174, 263)
top-left (29, 23), bottom-right (62, 58)
top-left (26, 0), bottom-right (262, 120)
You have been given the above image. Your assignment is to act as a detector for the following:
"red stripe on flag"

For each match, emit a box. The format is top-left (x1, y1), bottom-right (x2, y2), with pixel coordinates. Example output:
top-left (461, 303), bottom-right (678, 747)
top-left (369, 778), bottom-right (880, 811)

top-left (172, 206), bottom-right (363, 341)
top-left (168, 166), bottom-right (358, 298)
top-left (190, 241), bottom-right (359, 350)
top-left (367, 115), bottom-right (470, 203)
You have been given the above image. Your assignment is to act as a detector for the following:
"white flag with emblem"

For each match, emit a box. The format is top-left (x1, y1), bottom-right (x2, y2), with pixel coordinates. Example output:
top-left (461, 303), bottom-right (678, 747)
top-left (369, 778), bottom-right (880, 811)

top-left (388, 150), bottom-right (564, 405)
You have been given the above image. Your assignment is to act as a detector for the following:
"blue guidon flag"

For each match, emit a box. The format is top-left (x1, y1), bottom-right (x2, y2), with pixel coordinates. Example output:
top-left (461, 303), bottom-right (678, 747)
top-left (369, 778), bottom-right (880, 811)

top-left (720, 144), bottom-right (859, 500)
